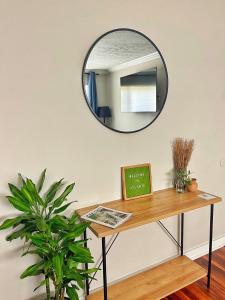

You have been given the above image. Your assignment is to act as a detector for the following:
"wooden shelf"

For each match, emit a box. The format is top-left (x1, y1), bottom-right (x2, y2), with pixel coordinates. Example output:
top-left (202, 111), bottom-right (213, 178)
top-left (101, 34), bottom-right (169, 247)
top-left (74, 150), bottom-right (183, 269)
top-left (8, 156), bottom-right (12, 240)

top-left (77, 188), bottom-right (221, 238)
top-left (86, 256), bottom-right (207, 300)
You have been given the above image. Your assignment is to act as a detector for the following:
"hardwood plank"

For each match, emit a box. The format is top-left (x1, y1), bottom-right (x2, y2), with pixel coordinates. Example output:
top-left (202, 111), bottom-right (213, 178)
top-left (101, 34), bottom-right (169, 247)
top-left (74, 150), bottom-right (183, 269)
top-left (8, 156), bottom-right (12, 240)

top-left (196, 256), bottom-right (225, 288)
top-left (195, 277), bottom-right (225, 299)
top-left (76, 188), bottom-right (221, 238)
top-left (86, 256), bottom-right (206, 300)
top-left (180, 284), bottom-right (212, 300)
top-left (168, 289), bottom-right (193, 299)
top-left (164, 247), bottom-right (225, 299)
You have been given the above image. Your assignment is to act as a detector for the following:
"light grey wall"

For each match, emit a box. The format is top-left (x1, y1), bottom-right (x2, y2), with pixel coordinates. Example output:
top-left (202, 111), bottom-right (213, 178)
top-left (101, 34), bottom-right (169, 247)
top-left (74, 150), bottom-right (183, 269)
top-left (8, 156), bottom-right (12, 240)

top-left (0, 1), bottom-right (225, 299)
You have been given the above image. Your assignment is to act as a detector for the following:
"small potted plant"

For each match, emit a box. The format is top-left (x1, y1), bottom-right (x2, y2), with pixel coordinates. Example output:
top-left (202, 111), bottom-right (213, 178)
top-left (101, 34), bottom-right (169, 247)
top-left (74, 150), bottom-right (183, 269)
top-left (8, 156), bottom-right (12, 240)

top-left (186, 177), bottom-right (198, 192)
top-left (175, 170), bottom-right (198, 193)
top-left (0, 170), bottom-right (97, 300)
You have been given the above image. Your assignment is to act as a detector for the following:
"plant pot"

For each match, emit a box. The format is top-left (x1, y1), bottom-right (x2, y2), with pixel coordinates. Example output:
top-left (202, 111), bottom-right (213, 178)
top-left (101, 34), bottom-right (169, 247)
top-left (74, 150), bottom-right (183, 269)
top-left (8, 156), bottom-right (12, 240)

top-left (186, 178), bottom-right (198, 192)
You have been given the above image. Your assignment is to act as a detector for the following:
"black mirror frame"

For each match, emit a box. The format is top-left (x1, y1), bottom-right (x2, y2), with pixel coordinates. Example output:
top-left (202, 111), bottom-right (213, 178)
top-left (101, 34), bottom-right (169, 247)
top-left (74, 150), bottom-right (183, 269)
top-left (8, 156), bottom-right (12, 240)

top-left (82, 28), bottom-right (169, 134)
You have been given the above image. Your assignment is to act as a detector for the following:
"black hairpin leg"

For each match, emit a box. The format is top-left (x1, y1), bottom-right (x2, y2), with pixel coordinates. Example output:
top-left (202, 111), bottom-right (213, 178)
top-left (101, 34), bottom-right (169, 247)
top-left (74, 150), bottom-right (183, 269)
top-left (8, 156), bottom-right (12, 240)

top-left (181, 213), bottom-right (184, 256)
top-left (102, 237), bottom-right (108, 300)
top-left (207, 204), bottom-right (214, 288)
top-left (84, 229), bottom-right (90, 295)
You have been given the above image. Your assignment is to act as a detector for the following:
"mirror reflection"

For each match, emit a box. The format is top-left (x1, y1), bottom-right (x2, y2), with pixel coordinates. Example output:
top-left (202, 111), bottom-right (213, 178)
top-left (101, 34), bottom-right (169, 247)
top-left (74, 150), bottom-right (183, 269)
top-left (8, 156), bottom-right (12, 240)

top-left (82, 29), bottom-right (168, 133)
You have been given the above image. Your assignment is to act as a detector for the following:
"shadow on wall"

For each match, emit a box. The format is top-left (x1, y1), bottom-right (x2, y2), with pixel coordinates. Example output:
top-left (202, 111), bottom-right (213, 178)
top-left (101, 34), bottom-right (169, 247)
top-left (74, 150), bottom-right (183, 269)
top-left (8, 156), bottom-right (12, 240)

top-left (166, 168), bottom-right (174, 187)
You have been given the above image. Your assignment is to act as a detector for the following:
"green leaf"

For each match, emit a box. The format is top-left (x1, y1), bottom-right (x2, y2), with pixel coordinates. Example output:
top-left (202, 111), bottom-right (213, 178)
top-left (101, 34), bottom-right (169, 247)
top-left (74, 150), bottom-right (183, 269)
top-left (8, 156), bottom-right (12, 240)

top-left (33, 279), bottom-right (47, 292)
top-left (36, 218), bottom-right (48, 232)
top-left (0, 216), bottom-right (25, 230)
top-left (78, 268), bottom-right (98, 275)
top-left (31, 234), bottom-right (47, 247)
top-left (22, 248), bottom-right (49, 257)
top-left (8, 184), bottom-right (29, 204)
top-left (49, 215), bottom-right (68, 232)
top-left (18, 173), bottom-right (26, 186)
top-left (53, 183), bottom-right (75, 205)
top-left (68, 244), bottom-right (94, 263)
top-left (72, 255), bottom-right (94, 264)
top-left (74, 239), bottom-right (90, 245)
top-left (37, 169), bottom-right (46, 193)
top-left (20, 261), bottom-right (44, 279)
top-left (66, 286), bottom-right (79, 300)
top-left (63, 223), bottom-right (89, 241)
top-left (6, 224), bottom-right (34, 241)
top-left (76, 279), bottom-right (84, 289)
top-left (53, 202), bottom-right (74, 214)
top-left (25, 178), bottom-right (36, 193)
top-left (44, 179), bottom-right (64, 206)
top-left (65, 271), bottom-right (83, 281)
top-left (68, 244), bottom-right (91, 257)
top-left (71, 239), bottom-right (87, 246)
top-left (21, 187), bottom-right (34, 205)
top-left (52, 255), bottom-right (63, 284)
top-left (48, 197), bottom-right (72, 216)
top-left (51, 197), bottom-right (65, 210)
top-left (43, 260), bottom-right (51, 273)
top-left (67, 258), bottom-right (78, 270)
top-left (68, 214), bottom-right (78, 225)
top-left (7, 196), bottom-right (31, 212)
top-left (26, 179), bottom-right (44, 206)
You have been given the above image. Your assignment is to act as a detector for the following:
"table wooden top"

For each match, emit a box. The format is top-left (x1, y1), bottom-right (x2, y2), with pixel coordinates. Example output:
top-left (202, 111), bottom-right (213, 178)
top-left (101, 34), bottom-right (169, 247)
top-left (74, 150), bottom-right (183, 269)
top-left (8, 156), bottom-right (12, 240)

top-left (76, 188), bottom-right (221, 238)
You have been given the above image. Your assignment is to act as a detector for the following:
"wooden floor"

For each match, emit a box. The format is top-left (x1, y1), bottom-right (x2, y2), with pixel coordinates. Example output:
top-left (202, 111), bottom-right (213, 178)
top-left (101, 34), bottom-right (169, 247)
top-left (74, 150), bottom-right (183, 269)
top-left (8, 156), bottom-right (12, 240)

top-left (163, 247), bottom-right (225, 299)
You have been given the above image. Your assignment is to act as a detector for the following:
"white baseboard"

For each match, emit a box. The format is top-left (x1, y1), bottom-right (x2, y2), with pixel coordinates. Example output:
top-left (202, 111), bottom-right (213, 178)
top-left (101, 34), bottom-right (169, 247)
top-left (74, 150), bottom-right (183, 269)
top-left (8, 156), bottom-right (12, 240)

top-left (186, 236), bottom-right (225, 260)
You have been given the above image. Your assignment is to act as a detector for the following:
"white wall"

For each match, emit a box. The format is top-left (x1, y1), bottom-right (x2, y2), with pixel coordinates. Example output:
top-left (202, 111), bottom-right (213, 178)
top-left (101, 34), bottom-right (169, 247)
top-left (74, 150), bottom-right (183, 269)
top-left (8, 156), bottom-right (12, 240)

top-left (0, 0), bottom-right (225, 299)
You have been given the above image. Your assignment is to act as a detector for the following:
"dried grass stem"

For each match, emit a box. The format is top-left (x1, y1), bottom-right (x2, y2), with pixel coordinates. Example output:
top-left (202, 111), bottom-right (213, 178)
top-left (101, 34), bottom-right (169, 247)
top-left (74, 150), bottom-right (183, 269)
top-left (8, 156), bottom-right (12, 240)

top-left (172, 138), bottom-right (194, 171)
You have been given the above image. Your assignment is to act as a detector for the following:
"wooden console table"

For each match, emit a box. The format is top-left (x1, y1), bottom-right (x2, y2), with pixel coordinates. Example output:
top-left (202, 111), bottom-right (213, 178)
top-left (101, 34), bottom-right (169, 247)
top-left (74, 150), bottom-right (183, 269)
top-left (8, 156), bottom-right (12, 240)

top-left (76, 188), bottom-right (221, 300)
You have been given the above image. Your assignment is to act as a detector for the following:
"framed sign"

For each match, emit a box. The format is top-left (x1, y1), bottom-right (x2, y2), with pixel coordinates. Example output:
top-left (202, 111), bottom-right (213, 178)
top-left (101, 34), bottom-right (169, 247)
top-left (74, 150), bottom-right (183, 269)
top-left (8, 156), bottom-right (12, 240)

top-left (121, 163), bottom-right (152, 200)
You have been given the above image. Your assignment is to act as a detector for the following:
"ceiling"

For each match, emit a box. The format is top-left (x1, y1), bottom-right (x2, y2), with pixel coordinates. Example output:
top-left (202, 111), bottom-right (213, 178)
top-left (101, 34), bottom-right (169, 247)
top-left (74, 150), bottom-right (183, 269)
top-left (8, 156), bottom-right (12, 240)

top-left (85, 30), bottom-right (157, 71)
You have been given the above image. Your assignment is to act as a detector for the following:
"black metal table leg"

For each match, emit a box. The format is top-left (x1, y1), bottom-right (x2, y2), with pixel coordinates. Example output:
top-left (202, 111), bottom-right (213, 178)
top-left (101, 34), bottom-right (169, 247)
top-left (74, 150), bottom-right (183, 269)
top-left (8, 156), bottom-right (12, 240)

top-left (181, 213), bottom-right (184, 256)
top-left (207, 204), bottom-right (214, 288)
top-left (102, 237), bottom-right (108, 300)
top-left (84, 229), bottom-right (90, 295)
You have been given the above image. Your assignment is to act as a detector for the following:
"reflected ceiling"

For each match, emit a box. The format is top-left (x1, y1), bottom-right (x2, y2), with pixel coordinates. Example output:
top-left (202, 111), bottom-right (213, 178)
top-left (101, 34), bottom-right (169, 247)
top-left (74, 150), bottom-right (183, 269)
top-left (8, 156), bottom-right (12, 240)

top-left (86, 31), bottom-right (157, 70)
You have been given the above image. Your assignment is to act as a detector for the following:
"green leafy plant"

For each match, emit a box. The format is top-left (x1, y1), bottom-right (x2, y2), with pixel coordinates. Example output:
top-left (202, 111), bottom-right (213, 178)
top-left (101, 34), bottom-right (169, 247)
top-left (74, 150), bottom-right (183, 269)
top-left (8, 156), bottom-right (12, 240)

top-left (175, 169), bottom-right (192, 186)
top-left (0, 170), bottom-right (97, 300)
top-left (185, 174), bottom-right (193, 186)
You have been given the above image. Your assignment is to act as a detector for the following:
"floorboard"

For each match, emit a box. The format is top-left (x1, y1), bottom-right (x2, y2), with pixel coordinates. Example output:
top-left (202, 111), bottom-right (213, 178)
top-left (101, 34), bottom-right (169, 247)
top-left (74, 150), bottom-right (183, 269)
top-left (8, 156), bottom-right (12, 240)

top-left (163, 247), bottom-right (225, 299)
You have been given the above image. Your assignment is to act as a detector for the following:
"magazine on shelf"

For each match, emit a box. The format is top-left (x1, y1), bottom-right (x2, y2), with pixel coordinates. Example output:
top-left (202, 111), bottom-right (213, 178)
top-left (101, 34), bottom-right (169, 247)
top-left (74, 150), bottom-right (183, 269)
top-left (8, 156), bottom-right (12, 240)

top-left (81, 206), bottom-right (132, 229)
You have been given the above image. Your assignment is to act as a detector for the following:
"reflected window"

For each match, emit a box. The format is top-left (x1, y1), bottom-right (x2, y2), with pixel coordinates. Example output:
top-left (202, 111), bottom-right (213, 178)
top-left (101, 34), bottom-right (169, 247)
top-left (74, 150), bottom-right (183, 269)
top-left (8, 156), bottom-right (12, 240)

top-left (120, 68), bottom-right (157, 113)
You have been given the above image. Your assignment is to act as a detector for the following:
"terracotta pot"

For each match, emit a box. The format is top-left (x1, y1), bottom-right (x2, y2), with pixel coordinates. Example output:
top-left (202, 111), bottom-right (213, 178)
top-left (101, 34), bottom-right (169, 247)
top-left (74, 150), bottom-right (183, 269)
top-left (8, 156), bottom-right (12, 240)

top-left (186, 178), bottom-right (198, 192)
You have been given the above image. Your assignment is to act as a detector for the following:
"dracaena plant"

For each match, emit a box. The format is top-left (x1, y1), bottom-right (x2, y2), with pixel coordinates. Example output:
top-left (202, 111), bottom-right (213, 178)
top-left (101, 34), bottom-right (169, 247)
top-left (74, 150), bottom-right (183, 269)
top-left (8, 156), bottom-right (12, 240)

top-left (0, 170), bottom-right (96, 300)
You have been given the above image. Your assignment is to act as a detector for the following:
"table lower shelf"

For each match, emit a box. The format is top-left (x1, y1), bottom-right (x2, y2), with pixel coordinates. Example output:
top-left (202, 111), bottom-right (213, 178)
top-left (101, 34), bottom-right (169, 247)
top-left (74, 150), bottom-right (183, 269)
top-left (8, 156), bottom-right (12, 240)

top-left (86, 256), bottom-right (207, 300)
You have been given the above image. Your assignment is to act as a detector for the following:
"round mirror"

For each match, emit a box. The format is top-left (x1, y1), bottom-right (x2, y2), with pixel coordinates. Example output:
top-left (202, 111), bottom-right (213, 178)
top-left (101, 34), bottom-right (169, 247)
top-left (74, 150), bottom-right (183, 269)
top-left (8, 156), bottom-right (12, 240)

top-left (82, 28), bottom-right (168, 133)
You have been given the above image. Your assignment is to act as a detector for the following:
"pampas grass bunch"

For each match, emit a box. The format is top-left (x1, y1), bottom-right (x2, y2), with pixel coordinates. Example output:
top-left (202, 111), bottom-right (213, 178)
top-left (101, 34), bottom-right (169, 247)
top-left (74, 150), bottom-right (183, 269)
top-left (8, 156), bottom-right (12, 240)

top-left (172, 138), bottom-right (194, 171)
